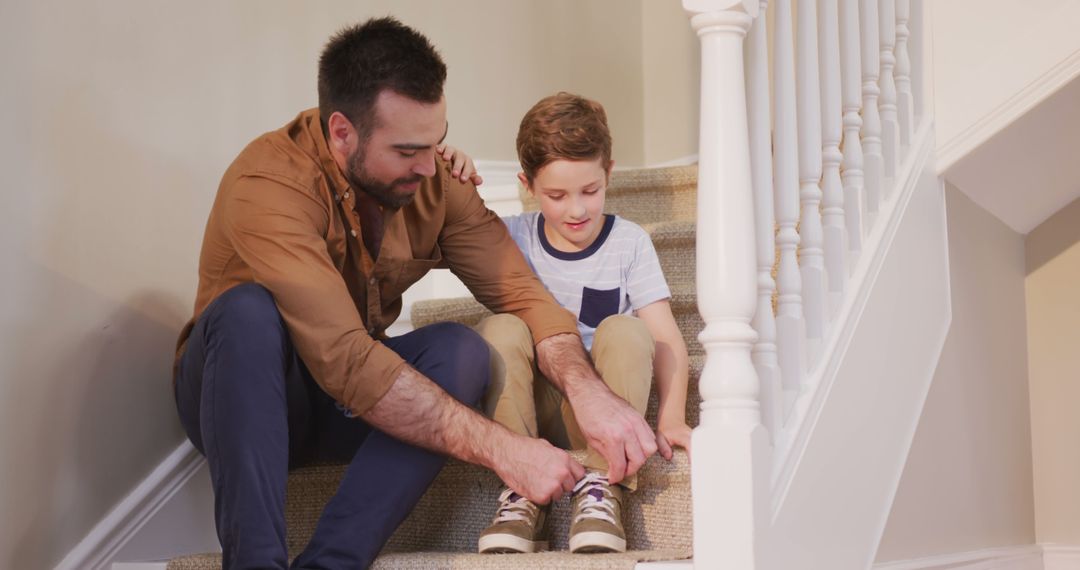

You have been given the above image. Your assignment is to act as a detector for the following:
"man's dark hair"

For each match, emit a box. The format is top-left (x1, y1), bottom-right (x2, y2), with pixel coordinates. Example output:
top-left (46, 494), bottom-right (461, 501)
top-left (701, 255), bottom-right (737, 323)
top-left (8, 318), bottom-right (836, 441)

top-left (318, 17), bottom-right (447, 139)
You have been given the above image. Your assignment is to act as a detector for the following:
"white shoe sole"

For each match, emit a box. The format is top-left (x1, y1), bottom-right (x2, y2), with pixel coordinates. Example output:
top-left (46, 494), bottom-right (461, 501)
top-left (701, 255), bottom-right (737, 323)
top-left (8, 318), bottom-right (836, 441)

top-left (569, 531), bottom-right (627, 553)
top-left (478, 533), bottom-right (548, 554)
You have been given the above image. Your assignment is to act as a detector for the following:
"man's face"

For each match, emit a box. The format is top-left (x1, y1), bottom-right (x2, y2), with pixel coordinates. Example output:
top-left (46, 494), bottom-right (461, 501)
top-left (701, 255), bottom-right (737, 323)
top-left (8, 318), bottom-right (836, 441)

top-left (346, 91), bottom-right (448, 209)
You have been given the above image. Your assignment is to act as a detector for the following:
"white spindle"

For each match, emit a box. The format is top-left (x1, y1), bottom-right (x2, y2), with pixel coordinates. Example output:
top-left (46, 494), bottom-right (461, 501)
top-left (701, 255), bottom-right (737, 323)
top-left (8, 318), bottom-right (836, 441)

top-left (860, 0), bottom-right (883, 217)
top-left (895, 0), bottom-right (915, 145)
top-left (840, 0), bottom-right (865, 261)
top-left (746, 0), bottom-right (782, 439)
top-left (682, 2), bottom-right (769, 567)
top-left (818, 0), bottom-right (846, 314)
top-left (797, 0), bottom-right (827, 351)
top-left (772, 0), bottom-right (807, 400)
top-left (879, 0), bottom-right (900, 180)
top-left (910, 0), bottom-right (925, 120)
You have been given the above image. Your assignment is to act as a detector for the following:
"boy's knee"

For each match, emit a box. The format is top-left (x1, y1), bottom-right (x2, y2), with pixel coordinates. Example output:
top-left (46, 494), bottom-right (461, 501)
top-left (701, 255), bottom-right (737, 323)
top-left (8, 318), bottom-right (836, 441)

top-left (593, 314), bottom-right (654, 357)
top-left (475, 314), bottom-right (533, 355)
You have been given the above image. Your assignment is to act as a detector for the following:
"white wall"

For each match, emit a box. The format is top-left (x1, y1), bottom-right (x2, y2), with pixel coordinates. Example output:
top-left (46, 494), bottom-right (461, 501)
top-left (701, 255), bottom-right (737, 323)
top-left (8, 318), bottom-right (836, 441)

top-left (1025, 197), bottom-right (1080, 546)
top-left (875, 185), bottom-right (1036, 562)
top-left (932, 0), bottom-right (1080, 154)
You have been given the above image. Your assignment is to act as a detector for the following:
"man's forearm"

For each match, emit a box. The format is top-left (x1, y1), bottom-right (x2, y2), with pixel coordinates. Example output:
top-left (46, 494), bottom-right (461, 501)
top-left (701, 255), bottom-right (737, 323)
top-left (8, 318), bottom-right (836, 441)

top-left (535, 332), bottom-right (606, 399)
top-left (359, 365), bottom-right (505, 469)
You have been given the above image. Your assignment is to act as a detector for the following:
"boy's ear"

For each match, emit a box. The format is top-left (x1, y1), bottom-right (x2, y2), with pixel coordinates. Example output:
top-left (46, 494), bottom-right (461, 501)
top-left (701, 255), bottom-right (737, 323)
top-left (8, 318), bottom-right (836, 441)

top-left (517, 172), bottom-right (534, 193)
top-left (606, 160), bottom-right (615, 180)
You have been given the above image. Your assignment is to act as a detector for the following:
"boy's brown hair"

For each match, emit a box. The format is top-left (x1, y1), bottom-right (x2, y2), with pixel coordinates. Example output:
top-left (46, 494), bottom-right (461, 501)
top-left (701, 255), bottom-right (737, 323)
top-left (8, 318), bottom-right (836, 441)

top-left (516, 92), bottom-right (613, 183)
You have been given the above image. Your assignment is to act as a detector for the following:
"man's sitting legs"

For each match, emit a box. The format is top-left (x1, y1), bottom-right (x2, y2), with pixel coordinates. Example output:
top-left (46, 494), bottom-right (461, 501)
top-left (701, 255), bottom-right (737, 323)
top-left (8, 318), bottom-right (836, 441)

top-left (176, 284), bottom-right (490, 569)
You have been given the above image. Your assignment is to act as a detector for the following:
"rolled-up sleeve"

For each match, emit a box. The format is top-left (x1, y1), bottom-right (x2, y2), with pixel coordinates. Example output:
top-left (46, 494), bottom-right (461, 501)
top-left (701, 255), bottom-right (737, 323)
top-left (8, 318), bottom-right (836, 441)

top-left (438, 178), bottom-right (579, 344)
top-left (223, 175), bottom-right (405, 416)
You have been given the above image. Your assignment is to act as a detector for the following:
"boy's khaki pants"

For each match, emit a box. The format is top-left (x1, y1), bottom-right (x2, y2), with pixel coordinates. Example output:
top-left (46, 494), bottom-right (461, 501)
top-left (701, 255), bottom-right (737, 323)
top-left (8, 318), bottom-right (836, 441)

top-left (475, 313), bottom-right (653, 491)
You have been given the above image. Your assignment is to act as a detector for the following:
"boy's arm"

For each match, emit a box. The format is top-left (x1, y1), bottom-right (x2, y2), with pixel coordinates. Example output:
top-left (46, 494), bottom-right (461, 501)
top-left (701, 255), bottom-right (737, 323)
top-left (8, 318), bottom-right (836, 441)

top-left (635, 299), bottom-right (692, 459)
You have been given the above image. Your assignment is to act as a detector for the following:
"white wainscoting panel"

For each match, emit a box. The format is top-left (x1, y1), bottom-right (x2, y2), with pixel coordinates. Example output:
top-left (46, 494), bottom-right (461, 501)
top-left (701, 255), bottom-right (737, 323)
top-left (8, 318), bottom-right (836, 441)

top-left (1044, 545), bottom-right (1080, 570)
top-left (874, 545), bottom-right (1044, 570)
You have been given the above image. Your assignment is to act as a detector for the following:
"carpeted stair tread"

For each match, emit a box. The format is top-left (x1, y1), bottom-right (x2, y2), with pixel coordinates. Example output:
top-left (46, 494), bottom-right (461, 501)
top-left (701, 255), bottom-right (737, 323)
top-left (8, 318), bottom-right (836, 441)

top-left (167, 450), bottom-right (691, 570)
top-left (167, 549), bottom-right (690, 570)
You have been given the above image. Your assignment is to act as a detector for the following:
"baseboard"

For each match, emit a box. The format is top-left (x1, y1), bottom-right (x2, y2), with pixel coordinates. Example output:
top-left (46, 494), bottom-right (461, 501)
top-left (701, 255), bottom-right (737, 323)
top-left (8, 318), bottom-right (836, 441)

top-left (55, 440), bottom-right (204, 570)
top-left (874, 545), bottom-right (1045, 570)
top-left (1043, 545), bottom-right (1080, 570)
top-left (936, 47), bottom-right (1080, 172)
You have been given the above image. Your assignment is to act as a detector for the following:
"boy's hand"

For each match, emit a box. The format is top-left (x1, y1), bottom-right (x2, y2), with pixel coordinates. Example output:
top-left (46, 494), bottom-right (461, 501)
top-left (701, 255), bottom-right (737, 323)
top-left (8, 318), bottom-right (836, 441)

top-left (436, 143), bottom-right (484, 186)
top-left (656, 418), bottom-right (692, 461)
top-left (493, 434), bottom-right (585, 505)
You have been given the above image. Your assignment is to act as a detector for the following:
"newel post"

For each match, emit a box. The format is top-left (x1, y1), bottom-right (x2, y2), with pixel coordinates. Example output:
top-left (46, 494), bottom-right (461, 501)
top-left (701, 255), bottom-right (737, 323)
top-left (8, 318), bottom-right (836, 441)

top-left (683, 1), bottom-right (771, 568)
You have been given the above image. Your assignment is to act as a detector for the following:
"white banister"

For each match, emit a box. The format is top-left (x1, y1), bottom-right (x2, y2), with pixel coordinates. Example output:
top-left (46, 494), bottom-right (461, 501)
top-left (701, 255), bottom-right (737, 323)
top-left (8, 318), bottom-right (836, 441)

top-left (797, 0), bottom-right (827, 352)
top-left (682, 2), bottom-right (770, 568)
top-left (860, 0), bottom-right (883, 216)
top-left (772, 0), bottom-right (808, 404)
top-left (818, 0), bottom-right (846, 314)
top-left (879, 0), bottom-right (900, 180)
top-left (745, 0), bottom-right (782, 440)
top-left (839, 0), bottom-right (865, 262)
top-left (895, 0), bottom-right (915, 146)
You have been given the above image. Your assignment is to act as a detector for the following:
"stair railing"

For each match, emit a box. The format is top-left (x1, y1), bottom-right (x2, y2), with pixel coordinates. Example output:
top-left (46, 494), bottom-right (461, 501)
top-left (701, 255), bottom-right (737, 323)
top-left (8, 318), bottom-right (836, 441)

top-left (683, 0), bottom-right (926, 566)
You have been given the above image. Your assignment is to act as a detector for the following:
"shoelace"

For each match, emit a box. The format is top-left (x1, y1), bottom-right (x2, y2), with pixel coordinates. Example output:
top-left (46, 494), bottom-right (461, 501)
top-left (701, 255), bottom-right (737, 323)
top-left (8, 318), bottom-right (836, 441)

top-left (492, 488), bottom-right (540, 524)
top-left (572, 472), bottom-right (617, 525)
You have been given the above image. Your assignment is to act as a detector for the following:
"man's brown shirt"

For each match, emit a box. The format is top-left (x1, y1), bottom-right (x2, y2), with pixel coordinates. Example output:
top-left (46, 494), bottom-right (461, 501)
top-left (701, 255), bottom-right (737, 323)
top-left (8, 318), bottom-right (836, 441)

top-left (177, 109), bottom-right (577, 416)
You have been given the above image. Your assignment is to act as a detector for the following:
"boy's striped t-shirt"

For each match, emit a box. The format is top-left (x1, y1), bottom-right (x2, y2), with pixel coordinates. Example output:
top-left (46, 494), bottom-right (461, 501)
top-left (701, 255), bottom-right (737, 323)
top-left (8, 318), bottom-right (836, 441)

top-left (502, 211), bottom-right (671, 350)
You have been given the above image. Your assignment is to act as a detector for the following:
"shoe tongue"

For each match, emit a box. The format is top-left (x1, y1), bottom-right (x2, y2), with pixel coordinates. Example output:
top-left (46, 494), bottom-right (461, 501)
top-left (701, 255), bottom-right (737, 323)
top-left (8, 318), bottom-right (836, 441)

top-left (587, 488), bottom-right (605, 502)
top-left (508, 492), bottom-right (524, 503)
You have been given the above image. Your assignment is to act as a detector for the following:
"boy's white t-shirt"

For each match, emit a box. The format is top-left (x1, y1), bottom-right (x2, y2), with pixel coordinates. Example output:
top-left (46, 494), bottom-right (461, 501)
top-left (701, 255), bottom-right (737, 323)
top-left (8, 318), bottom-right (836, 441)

top-left (502, 212), bottom-right (671, 350)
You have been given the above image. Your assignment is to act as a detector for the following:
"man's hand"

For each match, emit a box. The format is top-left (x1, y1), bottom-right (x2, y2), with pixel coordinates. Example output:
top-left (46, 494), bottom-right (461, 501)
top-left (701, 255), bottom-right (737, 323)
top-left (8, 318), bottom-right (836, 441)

top-left (536, 333), bottom-right (657, 485)
top-left (492, 435), bottom-right (585, 505)
top-left (436, 143), bottom-right (484, 186)
top-left (569, 383), bottom-right (657, 484)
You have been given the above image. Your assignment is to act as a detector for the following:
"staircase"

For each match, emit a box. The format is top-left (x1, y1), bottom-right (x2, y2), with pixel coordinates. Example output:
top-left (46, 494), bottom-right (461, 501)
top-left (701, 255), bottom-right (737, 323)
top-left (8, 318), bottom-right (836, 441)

top-left (167, 168), bottom-right (702, 570)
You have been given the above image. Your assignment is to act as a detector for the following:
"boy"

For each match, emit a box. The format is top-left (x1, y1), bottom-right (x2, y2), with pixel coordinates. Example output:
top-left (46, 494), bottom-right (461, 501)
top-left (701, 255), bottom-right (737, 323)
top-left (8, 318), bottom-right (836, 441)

top-left (476, 93), bottom-right (692, 555)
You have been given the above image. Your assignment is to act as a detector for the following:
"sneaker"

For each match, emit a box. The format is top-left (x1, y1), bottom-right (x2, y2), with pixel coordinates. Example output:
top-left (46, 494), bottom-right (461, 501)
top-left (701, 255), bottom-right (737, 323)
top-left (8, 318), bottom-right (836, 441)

top-left (478, 488), bottom-right (548, 553)
top-left (569, 472), bottom-right (627, 553)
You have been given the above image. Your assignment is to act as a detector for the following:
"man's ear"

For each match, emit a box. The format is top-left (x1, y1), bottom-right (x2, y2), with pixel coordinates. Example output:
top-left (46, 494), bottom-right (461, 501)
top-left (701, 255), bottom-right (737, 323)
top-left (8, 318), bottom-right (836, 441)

top-left (326, 111), bottom-right (357, 156)
top-left (517, 172), bottom-right (534, 195)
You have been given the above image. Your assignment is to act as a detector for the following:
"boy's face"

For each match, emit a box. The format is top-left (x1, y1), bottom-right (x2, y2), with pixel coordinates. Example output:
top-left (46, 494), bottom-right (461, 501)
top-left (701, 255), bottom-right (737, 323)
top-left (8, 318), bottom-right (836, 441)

top-left (520, 158), bottom-right (611, 252)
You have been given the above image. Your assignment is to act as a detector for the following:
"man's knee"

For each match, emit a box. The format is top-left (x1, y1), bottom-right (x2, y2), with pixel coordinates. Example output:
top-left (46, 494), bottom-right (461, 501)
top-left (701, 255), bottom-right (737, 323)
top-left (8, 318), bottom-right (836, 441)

top-left (422, 322), bottom-right (491, 406)
top-left (208, 284), bottom-right (284, 335)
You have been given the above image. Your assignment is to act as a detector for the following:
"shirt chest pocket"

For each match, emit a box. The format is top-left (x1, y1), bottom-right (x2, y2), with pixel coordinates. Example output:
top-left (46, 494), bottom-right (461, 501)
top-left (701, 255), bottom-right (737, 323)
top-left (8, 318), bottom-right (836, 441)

top-left (579, 286), bottom-right (621, 328)
top-left (384, 245), bottom-right (443, 303)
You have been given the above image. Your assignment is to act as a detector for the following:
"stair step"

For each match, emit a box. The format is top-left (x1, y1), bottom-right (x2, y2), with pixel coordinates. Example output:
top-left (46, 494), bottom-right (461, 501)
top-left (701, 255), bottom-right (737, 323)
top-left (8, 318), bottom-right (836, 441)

top-left (166, 450), bottom-right (692, 570)
top-left (167, 550), bottom-right (690, 570)
top-left (520, 165), bottom-right (698, 227)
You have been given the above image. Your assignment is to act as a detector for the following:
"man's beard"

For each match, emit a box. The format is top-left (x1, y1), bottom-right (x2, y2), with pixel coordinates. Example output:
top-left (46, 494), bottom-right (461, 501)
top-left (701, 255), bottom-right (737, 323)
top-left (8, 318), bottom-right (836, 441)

top-left (346, 147), bottom-right (423, 209)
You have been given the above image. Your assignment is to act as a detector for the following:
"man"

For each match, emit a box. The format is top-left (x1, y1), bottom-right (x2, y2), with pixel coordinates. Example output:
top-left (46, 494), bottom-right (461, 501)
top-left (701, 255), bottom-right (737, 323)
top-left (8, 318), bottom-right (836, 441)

top-left (173, 17), bottom-right (657, 569)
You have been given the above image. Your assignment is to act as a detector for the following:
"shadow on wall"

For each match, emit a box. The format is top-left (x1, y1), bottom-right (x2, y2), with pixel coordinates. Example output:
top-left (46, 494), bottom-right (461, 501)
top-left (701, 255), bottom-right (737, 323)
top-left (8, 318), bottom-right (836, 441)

top-left (2, 266), bottom-right (188, 569)
top-left (1026, 196), bottom-right (1080, 275)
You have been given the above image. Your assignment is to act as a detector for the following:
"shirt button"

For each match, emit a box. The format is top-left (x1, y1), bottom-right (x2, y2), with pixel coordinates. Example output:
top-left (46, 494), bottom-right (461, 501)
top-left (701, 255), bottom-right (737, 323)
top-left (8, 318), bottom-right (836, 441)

top-left (343, 191), bottom-right (350, 199)
top-left (351, 229), bottom-right (358, 238)
top-left (368, 326), bottom-right (376, 334)
top-left (369, 277), bottom-right (377, 285)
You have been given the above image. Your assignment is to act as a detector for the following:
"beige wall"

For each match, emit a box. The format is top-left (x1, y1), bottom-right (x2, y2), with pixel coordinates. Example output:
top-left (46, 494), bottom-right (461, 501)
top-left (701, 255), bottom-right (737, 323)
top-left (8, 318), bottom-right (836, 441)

top-left (0, 1), bottom-right (690, 567)
top-left (1026, 197), bottom-right (1080, 545)
top-left (875, 185), bottom-right (1036, 562)
top-left (642, 0), bottom-right (700, 165)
